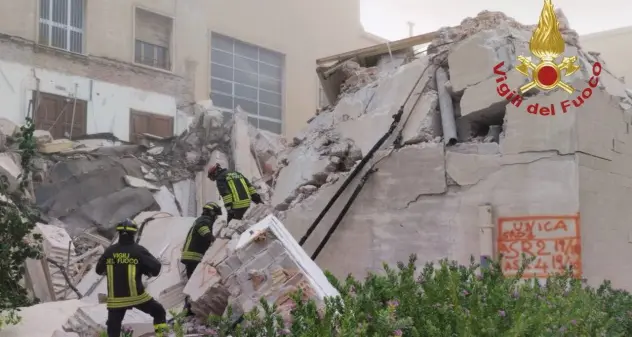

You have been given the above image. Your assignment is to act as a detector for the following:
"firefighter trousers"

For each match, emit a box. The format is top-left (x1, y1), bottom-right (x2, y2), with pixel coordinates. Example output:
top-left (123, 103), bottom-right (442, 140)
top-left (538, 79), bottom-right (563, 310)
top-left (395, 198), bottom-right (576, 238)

top-left (106, 298), bottom-right (167, 337)
top-left (182, 260), bottom-right (199, 316)
top-left (227, 207), bottom-right (248, 225)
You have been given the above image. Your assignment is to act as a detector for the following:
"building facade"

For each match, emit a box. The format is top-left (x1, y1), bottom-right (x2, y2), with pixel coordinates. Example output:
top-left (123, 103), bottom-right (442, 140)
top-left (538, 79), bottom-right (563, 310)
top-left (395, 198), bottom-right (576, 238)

top-left (0, 0), bottom-right (380, 141)
top-left (580, 26), bottom-right (632, 86)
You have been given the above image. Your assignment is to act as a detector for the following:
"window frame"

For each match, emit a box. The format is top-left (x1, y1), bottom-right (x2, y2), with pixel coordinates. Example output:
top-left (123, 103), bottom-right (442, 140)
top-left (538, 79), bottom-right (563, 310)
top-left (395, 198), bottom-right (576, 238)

top-left (209, 32), bottom-right (285, 134)
top-left (134, 39), bottom-right (170, 70)
top-left (132, 7), bottom-right (174, 72)
top-left (38, 0), bottom-right (85, 54)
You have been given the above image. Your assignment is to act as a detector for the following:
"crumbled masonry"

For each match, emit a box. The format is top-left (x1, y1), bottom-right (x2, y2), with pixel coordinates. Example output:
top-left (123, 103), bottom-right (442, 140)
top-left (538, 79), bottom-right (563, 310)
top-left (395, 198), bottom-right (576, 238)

top-left (4, 9), bottom-right (632, 337)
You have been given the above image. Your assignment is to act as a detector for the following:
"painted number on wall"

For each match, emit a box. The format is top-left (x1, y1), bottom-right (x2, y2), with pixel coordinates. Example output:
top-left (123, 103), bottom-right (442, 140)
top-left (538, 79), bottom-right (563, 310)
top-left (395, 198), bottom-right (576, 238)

top-left (497, 215), bottom-right (581, 278)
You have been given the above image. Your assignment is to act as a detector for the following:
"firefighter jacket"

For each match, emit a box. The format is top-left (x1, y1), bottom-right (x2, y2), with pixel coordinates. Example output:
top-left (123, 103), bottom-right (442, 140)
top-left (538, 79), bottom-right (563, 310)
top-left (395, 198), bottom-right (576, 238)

top-left (181, 215), bottom-right (216, 262)
top-left (215, 168), bottom-right (256, 210)
top-left (95, 241), bottom-right (161, 309)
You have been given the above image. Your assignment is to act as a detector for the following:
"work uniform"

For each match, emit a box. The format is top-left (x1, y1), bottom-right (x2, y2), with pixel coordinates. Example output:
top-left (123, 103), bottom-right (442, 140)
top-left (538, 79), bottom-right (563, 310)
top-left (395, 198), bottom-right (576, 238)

top-left (215, 168), bottom-right (259, 223)
top-left (181, 214), bottom-right (216, 275)
top-left (95, 223), bottom-right (168, 337)
top-left (180, 212), bottom-right (217, 315)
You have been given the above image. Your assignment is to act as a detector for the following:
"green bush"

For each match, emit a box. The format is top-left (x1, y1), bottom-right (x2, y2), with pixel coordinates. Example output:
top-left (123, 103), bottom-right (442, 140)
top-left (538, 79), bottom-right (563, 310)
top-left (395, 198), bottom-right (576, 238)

top-left (202, 254), bottom-right (632, 337)
top-left (0, 118), bottom-right (41, 330)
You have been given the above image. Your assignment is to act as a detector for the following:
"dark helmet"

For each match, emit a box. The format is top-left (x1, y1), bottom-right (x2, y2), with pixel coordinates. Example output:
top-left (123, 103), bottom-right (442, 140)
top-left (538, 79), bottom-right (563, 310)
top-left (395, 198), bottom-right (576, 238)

top-left (207, 163), bottom-right (222, 181)
top-left (202, 201), bottom-right (222, 216)
top-left (116, 218), bottom-right (138, 234)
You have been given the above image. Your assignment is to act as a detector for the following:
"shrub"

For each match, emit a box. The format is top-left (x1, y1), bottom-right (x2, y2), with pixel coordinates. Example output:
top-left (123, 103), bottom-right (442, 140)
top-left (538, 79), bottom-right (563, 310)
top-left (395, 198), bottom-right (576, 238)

top-left (203, 254), bottom-right (632, 337)
top-left (0, 118), bottom-right (41, 330)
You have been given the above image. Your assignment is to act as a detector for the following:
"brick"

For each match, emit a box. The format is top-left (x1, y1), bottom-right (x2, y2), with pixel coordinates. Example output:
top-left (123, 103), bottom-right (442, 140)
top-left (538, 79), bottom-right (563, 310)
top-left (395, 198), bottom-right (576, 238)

top-left (237, 239), bottom-right (270, 263)
top-left (225, 254), bottom-right (242, 270)
top-left (273, 252), bottom-right (300, 274)
top-left (245, 251), bottom-right (275, 271)
top-left (266, 239), bottom-right (286, 258)
top-left (216, 259), bottom-right (234, 278)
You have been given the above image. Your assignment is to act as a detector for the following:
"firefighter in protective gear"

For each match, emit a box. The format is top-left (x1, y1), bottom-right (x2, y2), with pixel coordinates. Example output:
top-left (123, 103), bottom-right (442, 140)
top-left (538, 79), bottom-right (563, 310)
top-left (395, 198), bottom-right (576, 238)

top-left (95, 219), bottom-right (169, 337)
top-left (207, 163), bottom-right (262, 224)
top-left (180, 201), bottom-right (221, 316)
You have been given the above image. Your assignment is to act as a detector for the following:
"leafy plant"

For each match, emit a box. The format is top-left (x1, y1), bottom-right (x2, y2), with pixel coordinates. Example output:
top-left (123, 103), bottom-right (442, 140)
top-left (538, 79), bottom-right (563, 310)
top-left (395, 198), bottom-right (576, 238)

top-left (0, 118), bottom-right (42, 330)
top-left (206, 254), bottom-right (632, 336)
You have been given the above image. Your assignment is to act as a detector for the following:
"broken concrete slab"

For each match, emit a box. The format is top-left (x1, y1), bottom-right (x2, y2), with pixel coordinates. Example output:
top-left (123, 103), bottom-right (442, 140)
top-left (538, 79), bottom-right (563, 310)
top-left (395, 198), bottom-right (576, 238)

top-left (0, 300), bottom-right (86, 337)
top-left (173, 179), bottom-right (195, 217)
top-left (271, 146), bottom-right (330, 207)
top-left (124, 175), bottom-right (160, 191)
top-left (447, 29), bottom-right (531, 93)
top-left (400, 91), bottom-right (439, 145)
top-left (75, 187), bottom-right (158, 235)
top-left (500, 87), bottom-right (578, 156)
top-left (39, 139), bottom-right (74, 153)
top-left (33, 129), bottom-right (53, 144)
top-left (0, 152), bottom-right (21, 192)
top-left (459, 68), bottom-right (527, 121)
top-left (134, 214), bottom-right (196, 310)
top-left (64, 303), bottom-right (171, 337)
top-left (182, 238), bottom-right (231, 317)
top-left (153, 186), bottom-right (180, 216)
top-left (0, 118), bottom-right (18, 137)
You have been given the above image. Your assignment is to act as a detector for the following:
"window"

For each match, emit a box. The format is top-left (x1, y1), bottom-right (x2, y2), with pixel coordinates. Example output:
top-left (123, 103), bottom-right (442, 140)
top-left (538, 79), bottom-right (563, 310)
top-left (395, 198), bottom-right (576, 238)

top-left (39, 0), bottom-right (85, 53)
top-left (210, 33), bottom-right (284, 134)
top-left (134, 8), bottom-right (173, 70)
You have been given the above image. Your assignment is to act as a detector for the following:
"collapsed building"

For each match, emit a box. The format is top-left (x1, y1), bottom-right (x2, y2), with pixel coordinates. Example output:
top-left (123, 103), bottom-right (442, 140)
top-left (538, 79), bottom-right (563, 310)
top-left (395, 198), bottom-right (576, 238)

top-left (3, 7), bottom-right (632, 337)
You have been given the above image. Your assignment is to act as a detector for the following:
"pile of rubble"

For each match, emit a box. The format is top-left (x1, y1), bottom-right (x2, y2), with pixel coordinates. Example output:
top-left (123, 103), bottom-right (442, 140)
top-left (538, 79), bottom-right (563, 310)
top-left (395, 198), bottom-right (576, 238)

top-left (5, 6), bottom-right (632, 337)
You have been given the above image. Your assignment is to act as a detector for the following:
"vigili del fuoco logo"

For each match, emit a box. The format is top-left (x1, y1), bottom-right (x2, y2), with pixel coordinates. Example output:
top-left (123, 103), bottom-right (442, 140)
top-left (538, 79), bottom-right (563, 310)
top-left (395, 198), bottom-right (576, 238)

top-left (493, 0), bottom-right (602, 116)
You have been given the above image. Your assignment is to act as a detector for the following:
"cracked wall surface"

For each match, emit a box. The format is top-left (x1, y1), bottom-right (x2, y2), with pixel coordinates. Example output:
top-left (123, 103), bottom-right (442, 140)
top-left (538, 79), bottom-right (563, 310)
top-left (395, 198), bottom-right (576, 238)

top-left (273, 11), bottom-right (632, 290)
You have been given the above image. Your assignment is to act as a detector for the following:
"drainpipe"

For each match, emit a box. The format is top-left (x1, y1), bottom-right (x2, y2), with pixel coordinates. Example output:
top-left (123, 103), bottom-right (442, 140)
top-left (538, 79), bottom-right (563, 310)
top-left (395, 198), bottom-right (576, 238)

top-left (435, 67), bottom-right (458, 145)
top-left (478, 204), bottom-right (494, 268)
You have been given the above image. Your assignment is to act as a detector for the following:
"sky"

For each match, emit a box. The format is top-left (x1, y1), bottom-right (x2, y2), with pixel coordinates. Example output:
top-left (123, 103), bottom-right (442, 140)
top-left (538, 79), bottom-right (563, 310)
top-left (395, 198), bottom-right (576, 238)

top-left (361, 0), bottom-right (632, 41)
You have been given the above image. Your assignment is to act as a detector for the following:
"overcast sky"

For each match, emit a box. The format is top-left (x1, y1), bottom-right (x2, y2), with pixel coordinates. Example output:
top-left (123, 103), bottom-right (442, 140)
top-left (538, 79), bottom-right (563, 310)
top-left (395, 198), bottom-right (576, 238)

top-left (361, 0), bottom-right (632, 40)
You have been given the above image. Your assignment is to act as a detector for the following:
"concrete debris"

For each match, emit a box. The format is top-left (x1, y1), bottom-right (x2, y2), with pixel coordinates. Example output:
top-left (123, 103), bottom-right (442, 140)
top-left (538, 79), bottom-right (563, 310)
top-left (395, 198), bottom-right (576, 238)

top-left (124, 175), bottom-right (160, 191)
top-left (0, 300), bottom-right (85, 337)
top-left (33, 130), bottom-right (53, 145)
top-left (340, 60), bottom-right (379, 94)
top-left (183, 214), bottom-right (338, 322)
top-left (64, 303), bottom-right (172, 337)
top-left (11, 7), bottom-right (632, 336)
top-left (0, 118), bottom-right (18, 137)
top-left (0, 152), bottom-right (21, 192)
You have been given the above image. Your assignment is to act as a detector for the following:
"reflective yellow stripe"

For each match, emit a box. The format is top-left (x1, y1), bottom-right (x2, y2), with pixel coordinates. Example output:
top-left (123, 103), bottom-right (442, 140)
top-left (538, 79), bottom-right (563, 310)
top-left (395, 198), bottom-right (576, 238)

top-left (181, 252), bottom-right (203, 261)
top-left (197, 226), bottom-right (210, 236)
top-left (239, 178), bottom-right (251, 198)
top-left (182, 227), bottom-right (194, 254)
top-left (106, 265), bottom-right (114, 299)
top-left (248, 186), bottom-right (256, 195)
top-left (227, 180), bottom-right (240, 201)
top-left (128, 264), bottom-right (137, 297)
top-left (115, 226), bottom-right (137, 232)
top-left (106, 292), bottom-right (151, 308)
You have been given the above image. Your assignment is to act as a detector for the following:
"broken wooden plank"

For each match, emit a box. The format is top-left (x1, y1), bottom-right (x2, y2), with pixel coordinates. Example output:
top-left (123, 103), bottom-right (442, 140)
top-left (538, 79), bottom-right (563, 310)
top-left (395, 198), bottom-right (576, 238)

top-left (316, 31), bottom-right (439, 65)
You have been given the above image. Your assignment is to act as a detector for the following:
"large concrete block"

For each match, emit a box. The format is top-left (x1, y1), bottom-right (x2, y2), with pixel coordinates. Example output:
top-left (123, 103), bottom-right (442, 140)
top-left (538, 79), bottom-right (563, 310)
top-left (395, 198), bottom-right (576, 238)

top-left (501, 88), bottom-right (578, 155)
top-left (317, 154), bottom-right (580, 279)
top-left (400, 91), bottom-right (439, 145)
top-left (369, 144), bottom-right (447, 209)
top-left (0, 300), bottom-right (85, 337)
top-left (459, 69), bottom-right (527, 120)
top-left (448, 29), bottom-right (531, 93)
